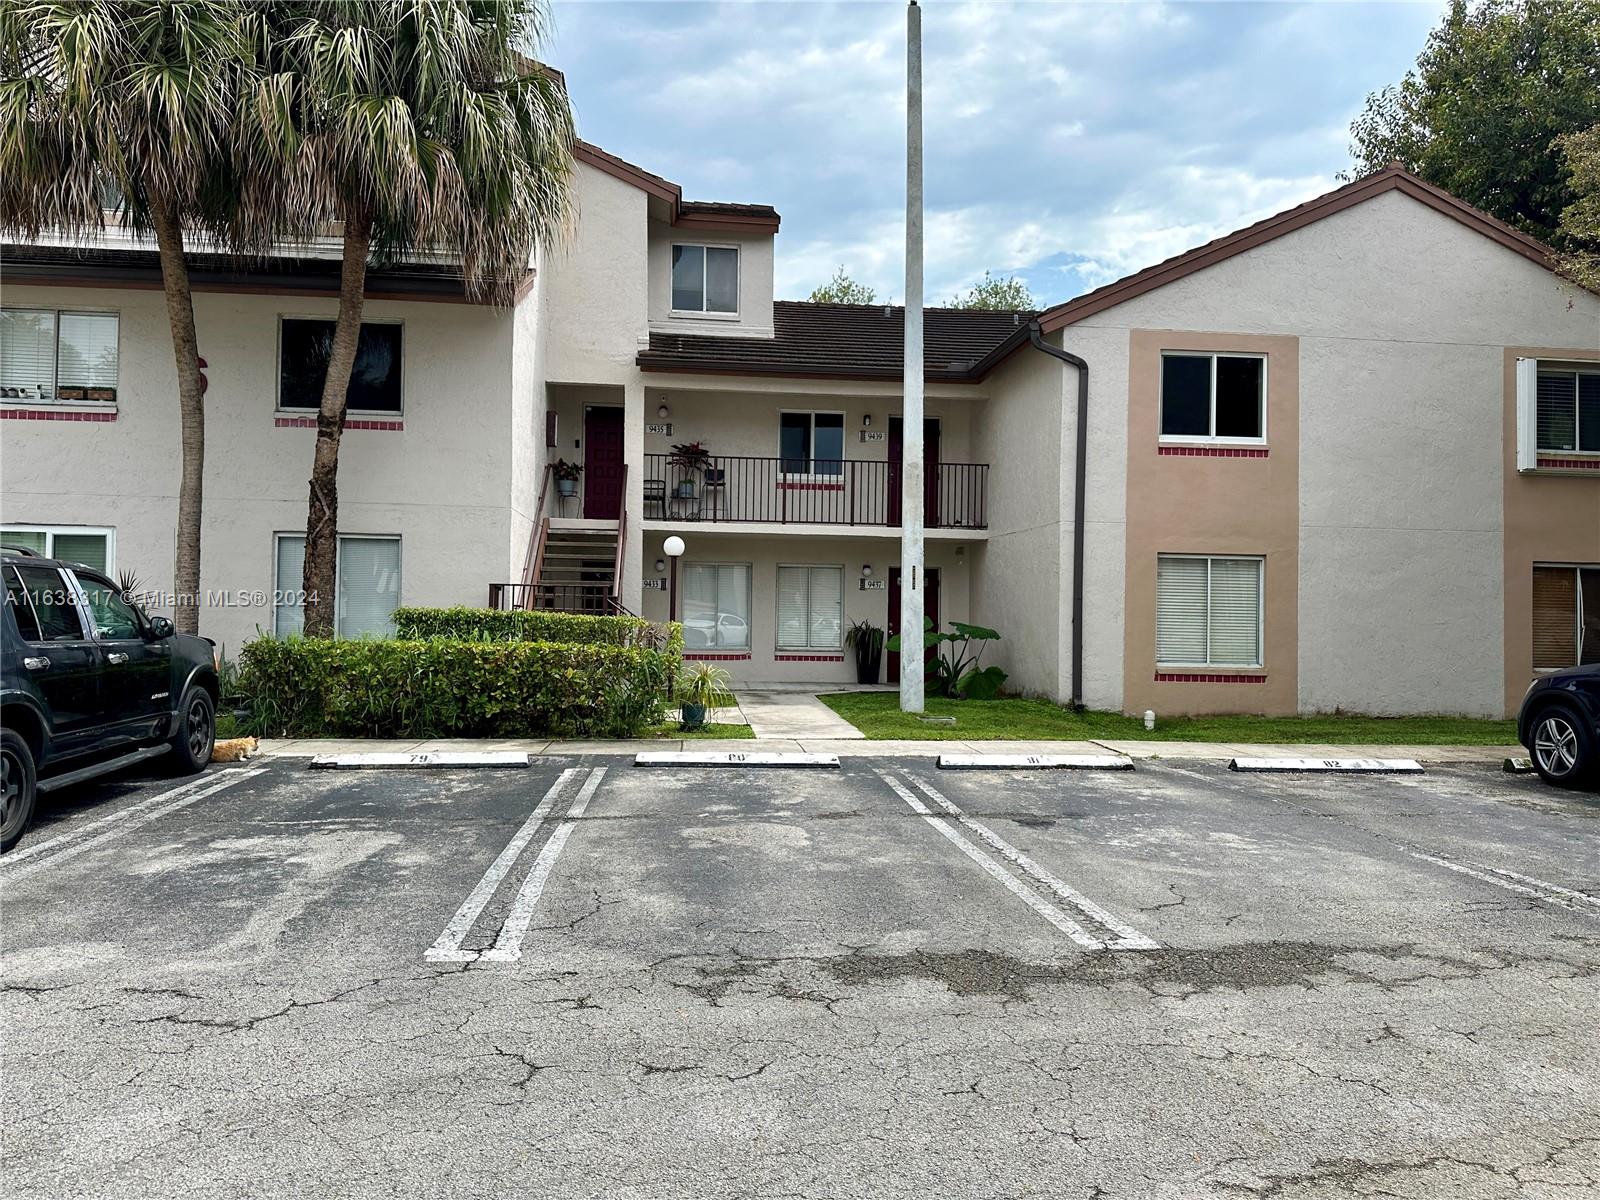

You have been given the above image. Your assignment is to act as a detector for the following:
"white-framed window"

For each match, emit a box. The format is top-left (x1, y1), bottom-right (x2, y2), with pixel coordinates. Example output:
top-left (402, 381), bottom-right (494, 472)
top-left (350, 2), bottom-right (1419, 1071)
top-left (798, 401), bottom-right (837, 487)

top-left (681, 562), bottom-right (751, 650)
top-left (1156, 554), bottom-right (1263, 668)
top-left (278, 317), bottom-right (404, 414)
top-left (1535, 367), bottom-right (1600, 454)
top-left (274, 533), bottom-right (401, 638)
top-left (776, 564), bottom-right (843, 651)
top-left (1159, 352), bottom-right (1265, 442)
top-left (1533, 563), bottom-right (1600, 670)
top-left (671, 244), bottom-right (739, 315)
top-left (1, 525), bottom-right (114, 573)
top-left (0, 308), bottom-right (120, 404)
top-left (779, 411), bottom-right (845, 476)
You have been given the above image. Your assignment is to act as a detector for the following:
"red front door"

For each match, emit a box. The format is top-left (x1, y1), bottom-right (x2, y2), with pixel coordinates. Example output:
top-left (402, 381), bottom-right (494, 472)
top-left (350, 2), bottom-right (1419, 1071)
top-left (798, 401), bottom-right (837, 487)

top-left (583, 406), bottom-right (625, 520)
top-left (887, 417), bottom-right (940, 527)
top-left (886, 567), bottom-right (940, 685)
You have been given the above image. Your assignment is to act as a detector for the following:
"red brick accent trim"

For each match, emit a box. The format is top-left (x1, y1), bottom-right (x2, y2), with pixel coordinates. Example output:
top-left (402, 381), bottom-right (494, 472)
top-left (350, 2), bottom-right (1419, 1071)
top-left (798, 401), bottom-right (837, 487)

top-left (774, 653), bottom-right (845, 662)
top-left (1155, 671), bottom-right (1267, 684)
top-left (1158, 444), bottom-right (1268, 458)
top-left (1536, 455), bottom-right (1600, 471)
top-left (776, 480), bottom-right (845, 491)
top-left (275, 416), bottom-right (404, 431)
top-left (1, 406), bottom-right (117, 422)
top-left (685, 652), bottom-right (751, 661)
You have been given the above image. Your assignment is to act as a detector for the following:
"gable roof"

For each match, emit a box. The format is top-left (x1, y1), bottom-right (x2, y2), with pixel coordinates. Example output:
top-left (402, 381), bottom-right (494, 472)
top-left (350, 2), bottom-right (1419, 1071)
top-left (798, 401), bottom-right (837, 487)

top-left (1036, 164), bottom-right (1562, 333)
top-left (574, 141), bottom-right (780, 234)
top-left (637, 301), bottom-right (1033, 382)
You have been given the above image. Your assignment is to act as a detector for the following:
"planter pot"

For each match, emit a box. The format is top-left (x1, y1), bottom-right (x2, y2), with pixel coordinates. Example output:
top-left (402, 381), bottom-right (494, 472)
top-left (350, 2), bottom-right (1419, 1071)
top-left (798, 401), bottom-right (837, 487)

top-left (854, 647), bottom-right (883, 685)
top-left (680, 702), bottom-right (707, 731)
top-left (557, 478), bottom-right (577, 497)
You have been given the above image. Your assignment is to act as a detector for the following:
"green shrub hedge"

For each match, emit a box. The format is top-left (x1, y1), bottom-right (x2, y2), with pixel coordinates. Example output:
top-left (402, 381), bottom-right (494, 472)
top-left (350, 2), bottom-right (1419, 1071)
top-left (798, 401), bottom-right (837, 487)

top-left (238, 636), bottom-right (677, 739)
top-left (393, 605), bottom-right (681, 652)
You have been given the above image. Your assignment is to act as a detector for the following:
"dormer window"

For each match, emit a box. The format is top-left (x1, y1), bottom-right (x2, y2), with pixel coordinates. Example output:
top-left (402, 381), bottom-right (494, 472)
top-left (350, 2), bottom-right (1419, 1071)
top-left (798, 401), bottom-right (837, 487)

top-left (672, 244), bottom-right (739, 315)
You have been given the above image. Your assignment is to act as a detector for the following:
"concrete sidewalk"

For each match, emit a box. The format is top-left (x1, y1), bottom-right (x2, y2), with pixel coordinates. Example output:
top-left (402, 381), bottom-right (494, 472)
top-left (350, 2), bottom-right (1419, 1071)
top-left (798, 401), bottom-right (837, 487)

top-left (256, 737), bottom-right (1523, 762)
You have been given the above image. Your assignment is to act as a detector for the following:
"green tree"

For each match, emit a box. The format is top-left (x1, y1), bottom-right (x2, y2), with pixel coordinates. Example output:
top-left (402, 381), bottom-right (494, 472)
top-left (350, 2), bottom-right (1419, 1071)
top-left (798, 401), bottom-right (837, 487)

top-left (1554, 124), bottom-right (1600, 289)
top-left (809, 265), bottom-right (876, 304)
top-left (0, 0), bottom-right (263, 634)
top-left (943, 270), bottom-right (1036, 311)
top-left (252, 0), bottom-right (576, 636)
top-left (1348, 0), bottom-right (1600, 243)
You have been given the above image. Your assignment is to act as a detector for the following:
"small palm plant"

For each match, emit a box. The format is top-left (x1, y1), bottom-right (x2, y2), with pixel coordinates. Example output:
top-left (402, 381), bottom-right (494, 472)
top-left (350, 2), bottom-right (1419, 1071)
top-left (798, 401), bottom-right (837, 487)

top-left (677, 662), bottom-right (732, 731)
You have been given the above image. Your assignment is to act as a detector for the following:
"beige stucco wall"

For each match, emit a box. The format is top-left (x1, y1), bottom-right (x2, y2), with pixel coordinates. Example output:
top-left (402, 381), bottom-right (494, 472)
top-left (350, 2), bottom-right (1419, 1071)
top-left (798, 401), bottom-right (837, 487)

top-left (646, 224), bottom-right (776, 339)
top-left (1052, 188), bottom-right (1600, 716)
top-left (636, 530), bottom-right (974, 684)
top-left (1, 283), bottom-right (518, 654)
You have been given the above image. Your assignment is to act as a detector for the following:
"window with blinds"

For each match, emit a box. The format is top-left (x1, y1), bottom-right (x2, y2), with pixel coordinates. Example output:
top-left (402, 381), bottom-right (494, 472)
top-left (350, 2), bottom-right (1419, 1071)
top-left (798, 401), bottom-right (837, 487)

top-left (1535, 369), bottom-right (1600, 454)
top-left (776, 565), bottom-right (843, 651)
top-left (0, 309), bottom-right (119, 403)
top-left (681, 563), bottom-right (751, 650)
top-left (0, 526), bottom-right (112, 572)
top-left (274, 534), bottom-right (400, 638)
top-left (1533, 565), bottom-right (1599, 670)
top-left (1156, 555), bottom-right (1262, 667)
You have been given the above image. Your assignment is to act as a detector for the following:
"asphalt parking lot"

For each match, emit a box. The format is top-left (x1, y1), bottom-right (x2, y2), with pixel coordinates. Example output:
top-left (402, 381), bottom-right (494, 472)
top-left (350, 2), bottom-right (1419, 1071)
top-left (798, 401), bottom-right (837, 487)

top-left (3, 754), bottom-right (1598, 1199)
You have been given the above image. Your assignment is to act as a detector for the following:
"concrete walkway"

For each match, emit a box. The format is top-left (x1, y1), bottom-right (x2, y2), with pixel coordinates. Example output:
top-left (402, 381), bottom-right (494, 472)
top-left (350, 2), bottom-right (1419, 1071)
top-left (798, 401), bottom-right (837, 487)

top-left (255, 737), bottom-right (1523, 762)
top-left (734, 689), bottom-right (866, 739)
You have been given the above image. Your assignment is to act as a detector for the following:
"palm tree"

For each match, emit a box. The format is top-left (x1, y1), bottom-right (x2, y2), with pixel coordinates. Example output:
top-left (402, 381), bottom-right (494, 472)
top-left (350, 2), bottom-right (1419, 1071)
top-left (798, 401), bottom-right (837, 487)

top-left (0, 0), bottom-right (258, 636)
top-left (251, 0), bottom-right (575, 636)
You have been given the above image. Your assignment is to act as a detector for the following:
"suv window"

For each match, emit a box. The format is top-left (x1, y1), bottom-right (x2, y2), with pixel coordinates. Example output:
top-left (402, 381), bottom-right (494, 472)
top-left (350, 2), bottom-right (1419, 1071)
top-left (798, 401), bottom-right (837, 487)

top-left (76, 574), bottom-right (143, 640)
top-left (4, 565), bottom-right (42, 640)
top-left (9, 564), bottom-right (85, 641)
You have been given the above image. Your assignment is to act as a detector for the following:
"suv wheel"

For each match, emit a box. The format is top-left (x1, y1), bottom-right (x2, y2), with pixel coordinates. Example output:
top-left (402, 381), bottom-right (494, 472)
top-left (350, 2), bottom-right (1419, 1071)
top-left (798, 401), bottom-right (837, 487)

top-left (1, 729), bottom-right (38, 852)
top-left (1529, 703), bottom-right (1594, 789)
top-left (169, 685), bottom-right (215, 774)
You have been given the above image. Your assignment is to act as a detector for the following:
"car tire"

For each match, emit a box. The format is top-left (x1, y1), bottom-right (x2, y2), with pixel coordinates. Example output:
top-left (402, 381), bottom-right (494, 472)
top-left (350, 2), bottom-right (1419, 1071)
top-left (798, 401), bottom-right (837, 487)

top-left (1528, 702), bottom-right (1595, 789)
top-left (1, 728), bottom-right (38, 853)
top-left (169, 685), bottom-right (215, 775)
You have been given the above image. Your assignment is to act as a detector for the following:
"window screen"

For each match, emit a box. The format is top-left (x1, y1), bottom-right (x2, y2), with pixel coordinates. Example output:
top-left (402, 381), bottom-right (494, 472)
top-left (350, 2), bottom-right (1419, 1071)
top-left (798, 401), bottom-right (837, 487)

top-left (705, 247), bottom-right (738, 313)
top-left (279, 319), bottom-right (403, 413)
top-left (776, 565), bottom-right (843, 651)
top-left (1533, 565), bottom-right (1600, 669)
top-left (671, 245), bottom-right (705, 311)
top-left (671, 245), bottom-right (738, 314)
top-left (275, 536), bottom-right (306, 637)
top-left (0, 310), bottom-right (58, 399)
top-left (57, 313), bottom-right (119, 390)
top-left (1537, 373), bottom-right (1578, 453)
top-left (1156, 555), bottom-right (1262, 667)
top-left (682, 563), bottom-right (751, 650)
top-left (1214, 357), bottom-right (1263, 438)
top-left (274, 534), bottom-right (399, 639)
top-left (1160, 356), bottom-right (1210, 437)
top-left (1, 527), bottom-right (109, 572)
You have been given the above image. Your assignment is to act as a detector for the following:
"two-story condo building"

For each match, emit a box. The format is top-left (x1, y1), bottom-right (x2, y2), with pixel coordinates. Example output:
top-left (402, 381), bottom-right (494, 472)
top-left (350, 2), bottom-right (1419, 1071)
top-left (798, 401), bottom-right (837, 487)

top-left (3, 142), bottom-right (1596, 718)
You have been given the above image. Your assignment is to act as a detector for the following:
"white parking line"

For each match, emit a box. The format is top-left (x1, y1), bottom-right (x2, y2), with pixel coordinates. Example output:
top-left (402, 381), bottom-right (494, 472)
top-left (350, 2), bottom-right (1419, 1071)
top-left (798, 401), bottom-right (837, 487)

top-left (480, 767), bottom-right (608, 963)
top-left (878, 770), bottom-right (1159, 951)
top-left (424, 768), bottom-right (582, 963)
top-left (1406, 850), bottom-right (1600, 915)
top-left (2, 769), bottom-right (267, 881)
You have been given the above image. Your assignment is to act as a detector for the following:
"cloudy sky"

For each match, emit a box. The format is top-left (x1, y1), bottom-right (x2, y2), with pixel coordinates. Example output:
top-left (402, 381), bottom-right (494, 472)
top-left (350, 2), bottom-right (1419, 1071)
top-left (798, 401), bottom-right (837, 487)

top-left (547, 1), bottom-right (1442, 307)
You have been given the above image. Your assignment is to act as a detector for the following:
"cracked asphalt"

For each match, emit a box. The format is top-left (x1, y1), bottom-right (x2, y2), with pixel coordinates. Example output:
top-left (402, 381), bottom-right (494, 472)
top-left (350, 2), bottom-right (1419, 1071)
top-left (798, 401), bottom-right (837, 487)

top-left (2, 754), bottom-right (1598, 1198)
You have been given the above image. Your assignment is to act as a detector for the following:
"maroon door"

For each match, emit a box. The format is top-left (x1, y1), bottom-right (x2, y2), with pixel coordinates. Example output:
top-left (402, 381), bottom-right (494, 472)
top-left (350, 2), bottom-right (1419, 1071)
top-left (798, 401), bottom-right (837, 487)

top-left (887, 417), bottom-right (940, 527)
top-left (886, 567), bottom-right (940, 685)
top-left (583, 406), bottom-right (625, 520)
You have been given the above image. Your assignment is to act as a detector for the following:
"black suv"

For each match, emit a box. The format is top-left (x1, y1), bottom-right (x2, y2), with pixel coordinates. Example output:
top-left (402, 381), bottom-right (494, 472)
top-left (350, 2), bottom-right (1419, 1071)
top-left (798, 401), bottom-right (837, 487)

top-left (1517, 663), bottom-right (1600, 789)
top-left (2, 547), bottom-right (219, 850)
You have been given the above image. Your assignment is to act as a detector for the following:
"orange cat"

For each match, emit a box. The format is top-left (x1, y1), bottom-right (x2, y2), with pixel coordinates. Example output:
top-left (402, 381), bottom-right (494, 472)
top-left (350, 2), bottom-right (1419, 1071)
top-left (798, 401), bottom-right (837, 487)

top-left (210, 737), bottom-right (259, 763)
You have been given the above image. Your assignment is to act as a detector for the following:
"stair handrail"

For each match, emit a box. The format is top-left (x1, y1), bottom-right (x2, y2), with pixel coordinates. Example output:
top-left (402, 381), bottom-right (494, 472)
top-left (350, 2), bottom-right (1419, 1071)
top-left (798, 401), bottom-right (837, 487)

top-left (519, 463), bottom-right (555, 608)
top-left (609, 462), bottom-right (629, 609)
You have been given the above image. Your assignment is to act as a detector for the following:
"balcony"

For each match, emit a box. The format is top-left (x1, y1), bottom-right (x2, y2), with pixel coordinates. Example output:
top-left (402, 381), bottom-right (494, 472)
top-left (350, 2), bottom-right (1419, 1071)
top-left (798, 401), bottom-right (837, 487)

top-left (642, 455), bottom-right (988, 529)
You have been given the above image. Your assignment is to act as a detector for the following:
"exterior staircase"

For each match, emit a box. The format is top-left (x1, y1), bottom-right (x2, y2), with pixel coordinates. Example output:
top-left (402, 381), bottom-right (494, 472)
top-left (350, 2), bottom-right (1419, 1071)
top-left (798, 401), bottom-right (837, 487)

top-left (528, 520), bottom-right (623, 614)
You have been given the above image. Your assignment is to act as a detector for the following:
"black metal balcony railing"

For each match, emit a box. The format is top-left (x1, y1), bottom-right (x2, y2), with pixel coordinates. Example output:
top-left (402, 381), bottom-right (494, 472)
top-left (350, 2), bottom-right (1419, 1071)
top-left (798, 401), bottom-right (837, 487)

top-left (642, 455), bottom-right (987, 528)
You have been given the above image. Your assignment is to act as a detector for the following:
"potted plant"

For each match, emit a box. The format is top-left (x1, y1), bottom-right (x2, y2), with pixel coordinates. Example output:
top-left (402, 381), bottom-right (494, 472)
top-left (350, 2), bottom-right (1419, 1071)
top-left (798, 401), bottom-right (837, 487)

top-left (552, 459), bottom-right (583, 497)
top-left (844, 618), bottom-right (885, 685)
top-left (677, 661), bottom-right (732, 731)
top-left (668, 441), bottom-right (710, 498)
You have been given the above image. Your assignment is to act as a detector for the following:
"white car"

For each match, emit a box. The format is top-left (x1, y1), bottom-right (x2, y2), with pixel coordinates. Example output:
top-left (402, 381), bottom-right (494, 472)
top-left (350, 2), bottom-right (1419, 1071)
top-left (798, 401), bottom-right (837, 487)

top-left (682, 612), bottom-right (749, 649)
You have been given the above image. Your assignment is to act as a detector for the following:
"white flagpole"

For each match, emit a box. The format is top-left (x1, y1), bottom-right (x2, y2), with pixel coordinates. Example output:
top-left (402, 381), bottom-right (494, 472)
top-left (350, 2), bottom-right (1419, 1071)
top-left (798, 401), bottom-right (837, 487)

top-left (900, 0), bottom-right (925, 714)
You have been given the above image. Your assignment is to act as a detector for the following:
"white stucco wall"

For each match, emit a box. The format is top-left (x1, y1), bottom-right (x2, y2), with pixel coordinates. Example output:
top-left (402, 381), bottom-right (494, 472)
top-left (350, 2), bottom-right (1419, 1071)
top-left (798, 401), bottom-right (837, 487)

top-left (1, 284), bottom-right (516, 654)
top-left (1060, 188), bottom-right (1600, 716)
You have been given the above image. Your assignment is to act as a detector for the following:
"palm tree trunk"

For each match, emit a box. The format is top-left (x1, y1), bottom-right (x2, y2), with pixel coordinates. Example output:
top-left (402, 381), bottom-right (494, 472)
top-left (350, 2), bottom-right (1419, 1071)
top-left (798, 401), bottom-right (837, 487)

top-left (148, 196), bottom-right (206, 636)
top-left (301, 208), bottom-right (373, 637)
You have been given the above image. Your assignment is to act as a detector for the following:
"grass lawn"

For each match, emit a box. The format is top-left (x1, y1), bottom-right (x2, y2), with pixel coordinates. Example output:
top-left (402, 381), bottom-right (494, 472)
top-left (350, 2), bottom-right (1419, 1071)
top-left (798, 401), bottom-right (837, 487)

top-left (646, 721), bottom-right (755, 740)
top-left (817, 692), bottom-right (1518, 745)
